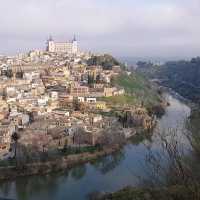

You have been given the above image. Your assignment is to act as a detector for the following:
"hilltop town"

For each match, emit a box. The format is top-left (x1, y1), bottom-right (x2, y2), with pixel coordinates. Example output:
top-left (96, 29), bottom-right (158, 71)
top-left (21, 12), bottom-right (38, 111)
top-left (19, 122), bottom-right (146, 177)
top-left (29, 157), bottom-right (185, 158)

top-left (0, 37), bottom-right (164, 169)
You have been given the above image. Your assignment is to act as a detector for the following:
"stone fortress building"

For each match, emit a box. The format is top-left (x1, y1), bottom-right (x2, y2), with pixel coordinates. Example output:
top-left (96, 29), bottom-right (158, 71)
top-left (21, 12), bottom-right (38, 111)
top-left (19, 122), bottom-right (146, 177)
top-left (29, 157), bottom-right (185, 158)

top-left (47, 35), bottom-right (78, 54)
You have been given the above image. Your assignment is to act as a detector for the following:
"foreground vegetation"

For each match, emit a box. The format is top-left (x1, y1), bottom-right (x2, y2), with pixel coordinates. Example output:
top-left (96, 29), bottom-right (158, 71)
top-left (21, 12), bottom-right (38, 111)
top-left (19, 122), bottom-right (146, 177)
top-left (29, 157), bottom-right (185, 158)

top-left (94, 185), bottom-right (200, 200)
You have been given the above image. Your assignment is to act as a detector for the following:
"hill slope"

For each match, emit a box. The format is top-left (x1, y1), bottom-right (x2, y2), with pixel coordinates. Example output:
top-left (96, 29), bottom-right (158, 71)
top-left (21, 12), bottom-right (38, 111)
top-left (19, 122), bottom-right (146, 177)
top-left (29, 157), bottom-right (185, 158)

top-left (136, 57), bottom-right (200, 103)
top-left (101, 72), bottom-right (164, 117)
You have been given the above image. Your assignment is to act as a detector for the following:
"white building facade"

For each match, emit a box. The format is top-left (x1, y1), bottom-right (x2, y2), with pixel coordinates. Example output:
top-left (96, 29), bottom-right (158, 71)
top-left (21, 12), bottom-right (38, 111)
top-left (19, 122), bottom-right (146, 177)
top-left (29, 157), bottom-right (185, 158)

top-left (47, 36), bottom-right (78, 54)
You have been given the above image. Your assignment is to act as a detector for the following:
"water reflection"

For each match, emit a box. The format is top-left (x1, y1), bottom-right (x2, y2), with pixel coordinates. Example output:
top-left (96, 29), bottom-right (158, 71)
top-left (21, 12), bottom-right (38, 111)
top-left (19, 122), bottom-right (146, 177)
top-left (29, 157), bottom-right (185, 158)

top-left (90, 150), bottom-right (125, 174)
top-left (130, 132), bottom-right (153, 146)
top-left (0, 171), bottom-right (70, 200)
top-left (18, 174), bottom-right (62, 200)
top-left (0, 181), bottom-right (12, 198)
top-left (70, 165), bottom-right (87, 180)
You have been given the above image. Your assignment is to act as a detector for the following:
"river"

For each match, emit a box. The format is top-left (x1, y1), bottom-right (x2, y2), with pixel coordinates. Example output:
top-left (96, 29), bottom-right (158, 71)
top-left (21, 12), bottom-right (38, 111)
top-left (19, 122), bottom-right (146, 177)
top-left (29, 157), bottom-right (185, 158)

top-left (0, 94), bottom-right (191, 200)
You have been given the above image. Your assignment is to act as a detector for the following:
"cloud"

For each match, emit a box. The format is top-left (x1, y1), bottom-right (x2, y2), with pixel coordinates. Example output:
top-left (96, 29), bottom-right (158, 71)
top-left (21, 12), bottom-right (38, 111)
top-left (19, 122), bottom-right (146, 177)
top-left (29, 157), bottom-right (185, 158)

top-left (0, 0), bottom-right (200, 58)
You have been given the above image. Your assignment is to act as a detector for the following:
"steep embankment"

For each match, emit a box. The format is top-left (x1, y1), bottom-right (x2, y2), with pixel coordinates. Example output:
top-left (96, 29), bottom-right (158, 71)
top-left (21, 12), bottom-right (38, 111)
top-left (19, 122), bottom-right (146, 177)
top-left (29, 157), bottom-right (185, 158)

top-left (93, 185), bottom-right (198, 200)
top-left (136, 57), bottom-right (200, 104)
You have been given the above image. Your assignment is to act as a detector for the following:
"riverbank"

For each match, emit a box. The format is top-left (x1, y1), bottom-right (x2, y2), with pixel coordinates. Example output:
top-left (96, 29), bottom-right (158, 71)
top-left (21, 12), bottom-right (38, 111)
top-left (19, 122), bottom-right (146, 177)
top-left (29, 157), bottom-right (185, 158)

top-left (0, 126), bottom-right (156, 181)
top-left (92, 185), bottom-right (198, 200)
top-left (159, 85), bottom-right (197, 108)
top-left (0, 105), bottom-right (166, 180)
top-left (0, 144), bottom-right (125, 181)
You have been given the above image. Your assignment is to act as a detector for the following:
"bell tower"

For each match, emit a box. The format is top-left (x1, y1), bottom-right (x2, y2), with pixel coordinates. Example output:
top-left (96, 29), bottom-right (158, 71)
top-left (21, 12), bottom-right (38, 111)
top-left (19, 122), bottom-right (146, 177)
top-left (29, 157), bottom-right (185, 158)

top-left (72, 35), bottom-right (78, 54)
top-left (46, 36), bottom-right (55, 52)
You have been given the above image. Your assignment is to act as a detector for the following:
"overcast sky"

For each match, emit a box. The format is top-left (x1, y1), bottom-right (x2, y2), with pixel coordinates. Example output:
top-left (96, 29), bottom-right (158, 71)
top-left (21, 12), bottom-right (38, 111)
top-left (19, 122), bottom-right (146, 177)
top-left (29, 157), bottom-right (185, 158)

top-left (0, 0), bottom-right (200, 58)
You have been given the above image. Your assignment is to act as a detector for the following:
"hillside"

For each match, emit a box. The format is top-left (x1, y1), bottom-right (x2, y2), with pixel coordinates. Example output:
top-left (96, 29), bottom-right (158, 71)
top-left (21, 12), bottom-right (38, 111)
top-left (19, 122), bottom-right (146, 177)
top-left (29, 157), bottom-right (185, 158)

top-left (112, 73), bottom-right (161, 107)
top-left (136, 57), bottom-right (200, 104)
top-left (101, 72), bottom-right (164, 116)
top-left (93, 185), bottom-right (197, 200)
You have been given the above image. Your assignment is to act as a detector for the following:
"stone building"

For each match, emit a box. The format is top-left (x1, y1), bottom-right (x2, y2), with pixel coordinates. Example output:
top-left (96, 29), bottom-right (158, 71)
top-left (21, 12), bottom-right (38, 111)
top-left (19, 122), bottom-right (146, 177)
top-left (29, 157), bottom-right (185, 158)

top-left (47, 36), bottom-right (78, 54)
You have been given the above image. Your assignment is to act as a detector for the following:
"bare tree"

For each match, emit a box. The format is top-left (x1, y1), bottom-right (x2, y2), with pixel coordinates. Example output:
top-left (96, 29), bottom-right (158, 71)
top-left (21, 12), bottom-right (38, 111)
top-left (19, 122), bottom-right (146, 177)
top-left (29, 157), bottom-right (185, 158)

top-left (138, 126), bottom-right (200, 199)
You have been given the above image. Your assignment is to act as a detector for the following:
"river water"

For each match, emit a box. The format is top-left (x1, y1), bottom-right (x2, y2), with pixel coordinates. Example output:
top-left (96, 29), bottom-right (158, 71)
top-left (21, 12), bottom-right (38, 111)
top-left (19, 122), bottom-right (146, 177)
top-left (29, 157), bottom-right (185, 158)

top-left (0, 94), bottom-right (191, 200)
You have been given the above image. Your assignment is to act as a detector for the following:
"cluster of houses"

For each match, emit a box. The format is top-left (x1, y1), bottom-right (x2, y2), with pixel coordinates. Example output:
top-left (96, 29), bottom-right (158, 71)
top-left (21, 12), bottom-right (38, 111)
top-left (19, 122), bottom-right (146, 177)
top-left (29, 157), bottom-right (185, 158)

top-left (0, 46), bottom-right (128, 159)
top-left (0, 39), bottom-right (155, 161)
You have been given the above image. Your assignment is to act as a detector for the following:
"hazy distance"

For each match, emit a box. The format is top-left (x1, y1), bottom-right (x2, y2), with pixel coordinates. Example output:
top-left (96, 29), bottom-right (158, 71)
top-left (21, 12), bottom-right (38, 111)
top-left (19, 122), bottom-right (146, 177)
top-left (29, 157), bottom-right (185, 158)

top-left (0, 0), bottom-right (200, 59)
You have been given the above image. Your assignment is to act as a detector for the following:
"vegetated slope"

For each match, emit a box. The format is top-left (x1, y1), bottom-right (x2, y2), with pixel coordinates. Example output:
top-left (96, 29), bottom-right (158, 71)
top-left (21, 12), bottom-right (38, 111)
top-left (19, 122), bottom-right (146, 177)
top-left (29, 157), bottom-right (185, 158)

top-left (102, 72), bottom-right (164, 116)
top-left (87, 54), bottom-right (126, 70)
top-left (114, 73), bottom-right (161, 106)
top-left (94, 185), bottom-right (198, 200)
top-left (136, 57), bottom-right (200, 103)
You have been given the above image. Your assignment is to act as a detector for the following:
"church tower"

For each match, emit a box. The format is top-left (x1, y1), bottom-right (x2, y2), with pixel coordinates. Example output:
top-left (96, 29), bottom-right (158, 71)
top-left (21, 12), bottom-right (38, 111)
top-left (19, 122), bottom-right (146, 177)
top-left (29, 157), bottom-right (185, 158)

top-left (72, 35), bottom-right (78, 54)
top-left (47, 36), bottom-right (55, 52)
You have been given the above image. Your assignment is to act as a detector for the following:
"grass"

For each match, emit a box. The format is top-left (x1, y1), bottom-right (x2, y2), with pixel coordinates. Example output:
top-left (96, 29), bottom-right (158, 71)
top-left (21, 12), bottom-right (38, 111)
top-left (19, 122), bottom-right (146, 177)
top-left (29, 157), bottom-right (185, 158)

top-left (102, 73), bottom-right (162, 109)
top-left (101, 95), bottom-right (137, 106)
